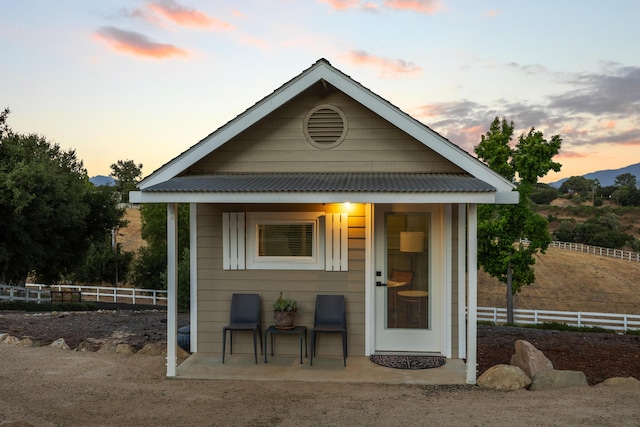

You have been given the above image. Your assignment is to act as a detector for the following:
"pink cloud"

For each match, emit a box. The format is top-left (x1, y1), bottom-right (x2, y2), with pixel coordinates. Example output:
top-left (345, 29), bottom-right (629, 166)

top-left (486, 9), bottom-right (500, 17)
top-left (318, 0), bottom-right (360, 10)
top-left (344, 50), bottom-right (422, 78)
top-left (560, 126), bottom-right (589, 137)
top-left (94, 27), bottom-right (188, 59)
top-left (384, 0), bottom-right (445, 14)
top-left (603, 120), bottom-right (616, 130)
top-left (619, 137), bottom-right (640, 146)
top-left (556, 150), bottom-right (589, 159)
top-left (148, 0), bottom-right (233, 30)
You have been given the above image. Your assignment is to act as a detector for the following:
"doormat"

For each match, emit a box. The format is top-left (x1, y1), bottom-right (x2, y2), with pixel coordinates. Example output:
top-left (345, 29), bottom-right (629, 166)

top-left (369, 355), bottom-right (446, 370)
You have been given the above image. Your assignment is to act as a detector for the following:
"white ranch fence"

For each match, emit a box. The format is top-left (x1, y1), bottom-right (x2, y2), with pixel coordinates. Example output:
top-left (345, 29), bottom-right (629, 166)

top-left (0, 284), bottom-right (167, 306)
top-left (549, 241), bottom-right (640, 262)
top-left (478, 306), bottom-right (640, 332)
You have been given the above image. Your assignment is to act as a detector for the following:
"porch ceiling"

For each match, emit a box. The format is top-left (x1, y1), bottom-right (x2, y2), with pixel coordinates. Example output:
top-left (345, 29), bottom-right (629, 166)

top-left (142, 172), bottom-right (496, 194)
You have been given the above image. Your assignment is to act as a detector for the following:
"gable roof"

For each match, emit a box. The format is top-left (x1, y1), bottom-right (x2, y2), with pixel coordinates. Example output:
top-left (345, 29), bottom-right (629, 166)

top-left (134, 59), bottom-right (517, 204)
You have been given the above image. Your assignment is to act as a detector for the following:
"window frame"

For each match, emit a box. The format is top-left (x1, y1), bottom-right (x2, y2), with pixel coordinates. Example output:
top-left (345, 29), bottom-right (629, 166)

top-left (245, 212), bottom-right (325, 270)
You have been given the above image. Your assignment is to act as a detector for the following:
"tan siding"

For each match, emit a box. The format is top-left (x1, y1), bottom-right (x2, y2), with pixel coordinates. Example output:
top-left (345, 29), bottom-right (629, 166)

top-left (186, 86), bottom-right (464, 175)
top-left (196, 202), bottom-right (366, 357)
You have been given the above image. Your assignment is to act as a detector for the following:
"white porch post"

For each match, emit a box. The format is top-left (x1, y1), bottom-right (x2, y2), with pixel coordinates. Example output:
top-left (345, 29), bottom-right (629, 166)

top-left (189, 203), bottom-right (198, 353)
top-left (364, 203), bottom-right (374, 355)
top-left (466, 203), bottom-right (477, 384)
top-left (166, 203), bottom-right (178, 377)
top-left (457, 203), bottom-right (467, 359)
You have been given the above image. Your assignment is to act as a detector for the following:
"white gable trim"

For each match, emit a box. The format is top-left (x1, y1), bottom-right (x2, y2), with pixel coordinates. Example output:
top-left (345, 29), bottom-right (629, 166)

top-left (138, 60), bottom-right (515, 195)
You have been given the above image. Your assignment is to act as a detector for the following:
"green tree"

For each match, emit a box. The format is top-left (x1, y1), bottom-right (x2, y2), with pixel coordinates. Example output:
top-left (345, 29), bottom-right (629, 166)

top-left (0, 107), bottom-right (12, 139)
top-left (0, 114), bottom-right (124, 285)
top-left (475, 117), bottom-right (562, 322)
top-left (70, 233), bottom-right (134, 285)
top-left (110, 160), bottom-right (143, 203)
top-left (559, 176), bottom-right (600, 195)
top-left (614, 173), bottom-right (637, 188)
top-left (129, 204), bottom-right (190, 310)
top-left (529, 183), bottom-right (560, 205)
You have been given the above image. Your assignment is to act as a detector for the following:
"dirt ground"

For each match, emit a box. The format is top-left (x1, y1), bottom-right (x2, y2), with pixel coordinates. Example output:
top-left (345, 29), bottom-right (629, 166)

top-left (1, 310), bottom-right (640, 426)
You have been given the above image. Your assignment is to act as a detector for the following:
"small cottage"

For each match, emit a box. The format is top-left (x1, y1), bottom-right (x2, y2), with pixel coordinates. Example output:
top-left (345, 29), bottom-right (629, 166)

top-left (130, 59), bottom-right (517, 383)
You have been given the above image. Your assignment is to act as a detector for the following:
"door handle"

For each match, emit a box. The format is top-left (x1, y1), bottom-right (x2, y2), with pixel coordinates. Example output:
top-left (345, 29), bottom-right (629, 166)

top-left (376, 281), bottom-right (387, 287)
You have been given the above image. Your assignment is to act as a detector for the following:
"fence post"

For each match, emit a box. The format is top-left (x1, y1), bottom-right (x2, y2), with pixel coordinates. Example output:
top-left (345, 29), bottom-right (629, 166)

top-left (132, 289), bottom-right (136, 304)
top-left (577, 312), bottom-right (582, 327)
top-left (113, 288), bottom-right (117, 303)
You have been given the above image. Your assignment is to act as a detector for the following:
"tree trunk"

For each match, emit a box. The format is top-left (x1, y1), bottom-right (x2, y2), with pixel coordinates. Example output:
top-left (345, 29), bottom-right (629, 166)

top-left (506, 262), bottom-right (514, 324)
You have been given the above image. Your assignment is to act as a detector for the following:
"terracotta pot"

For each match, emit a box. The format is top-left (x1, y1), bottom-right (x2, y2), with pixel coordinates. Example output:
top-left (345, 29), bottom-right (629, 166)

top-left (273, 311), bottom-right (296, 329)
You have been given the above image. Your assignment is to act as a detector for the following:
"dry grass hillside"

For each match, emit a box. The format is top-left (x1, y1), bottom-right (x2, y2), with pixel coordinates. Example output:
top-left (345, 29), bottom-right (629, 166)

top-left (478, 247), bottom-right (640, 314)
top-left (117, 208), bottom-right (145, 253)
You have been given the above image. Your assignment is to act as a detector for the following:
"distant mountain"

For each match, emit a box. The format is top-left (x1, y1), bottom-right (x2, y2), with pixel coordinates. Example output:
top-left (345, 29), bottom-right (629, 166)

top-left (90, 175), bottom-right (115, 186)
top-left (548, 163), bottom-right (640, 188)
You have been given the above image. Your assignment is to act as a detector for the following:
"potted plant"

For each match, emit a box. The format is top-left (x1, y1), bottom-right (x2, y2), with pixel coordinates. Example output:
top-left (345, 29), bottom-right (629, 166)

top-left (272, 291), bottom-right (300, 329)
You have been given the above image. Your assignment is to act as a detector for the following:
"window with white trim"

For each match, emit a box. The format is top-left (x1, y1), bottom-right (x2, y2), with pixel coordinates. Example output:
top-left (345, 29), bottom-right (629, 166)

top-left (246, 212), bottom-right (325, 270)
top-left (222, 211), bottom-right (349, 271)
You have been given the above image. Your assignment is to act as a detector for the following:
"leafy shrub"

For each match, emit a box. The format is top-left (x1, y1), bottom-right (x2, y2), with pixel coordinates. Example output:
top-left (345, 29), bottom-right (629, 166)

top-left (530, 185), bottom-right (560, 205)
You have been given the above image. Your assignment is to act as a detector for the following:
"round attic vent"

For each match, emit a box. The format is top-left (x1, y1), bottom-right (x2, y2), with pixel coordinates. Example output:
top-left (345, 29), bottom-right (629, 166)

top-left (303, 104), bottom-right (348, 149)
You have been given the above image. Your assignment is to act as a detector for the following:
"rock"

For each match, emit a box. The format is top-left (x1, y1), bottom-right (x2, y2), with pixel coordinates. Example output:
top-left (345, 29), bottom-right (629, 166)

top-left (116, 344), bottom-right (137, 355)
top-left (17, 338), bottom-right (33, 347)
top-left (529, 369), bottom-right (588, 391)
top-left (0, 333), bottom-right (8, 342)
top-left (598, 377), bottom-right (640, 387)
top-left (136, 343), bottom-right (190, 359)
top-left (75, 341), bottom-right (95, 352)
top-left (97, 342), bottom-right (118, 354)
top-left (477, 364), bottom-right (532, 391)
top-left (138, 342), bottom-right (166, 356)
top-left (50, 338), bottom-right (70, 350)
top-left (3, 335), bottom-right (20, 345)
top-left (510, 340), bottom-right (554, 379)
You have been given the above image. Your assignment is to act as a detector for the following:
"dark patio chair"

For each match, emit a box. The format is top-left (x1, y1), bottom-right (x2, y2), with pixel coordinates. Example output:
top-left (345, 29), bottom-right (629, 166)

top-left (222, 293), bottom-right (263, 364)
top-left (310, 294), bottom-right (347, 367)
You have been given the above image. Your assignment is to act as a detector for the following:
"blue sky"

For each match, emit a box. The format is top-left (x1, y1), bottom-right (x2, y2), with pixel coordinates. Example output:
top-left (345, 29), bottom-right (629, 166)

top-left (2, 0), bottom-right (639, 183)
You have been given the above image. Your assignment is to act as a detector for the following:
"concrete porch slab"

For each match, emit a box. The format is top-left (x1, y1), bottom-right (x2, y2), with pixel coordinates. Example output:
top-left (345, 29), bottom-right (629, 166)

top-left (174, 353), bottom-right (468, 385)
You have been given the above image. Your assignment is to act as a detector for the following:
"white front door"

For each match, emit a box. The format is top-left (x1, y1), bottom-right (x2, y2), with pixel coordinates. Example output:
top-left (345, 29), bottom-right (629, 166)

top-left (374, 204), bottom-right (443, 353)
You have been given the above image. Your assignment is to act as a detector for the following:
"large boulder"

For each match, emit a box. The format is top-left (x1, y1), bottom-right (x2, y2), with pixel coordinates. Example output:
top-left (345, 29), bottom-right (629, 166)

top-left (477, 364), bottom-right (532, 391)
top-left (510, 340), bottom-right (554, 378)
top-left (529, 369), bottom-right (588, 391)
top-left (17, 338), bottom-right (33, 347)
top-left (0, 333), bottom-right (8, 343)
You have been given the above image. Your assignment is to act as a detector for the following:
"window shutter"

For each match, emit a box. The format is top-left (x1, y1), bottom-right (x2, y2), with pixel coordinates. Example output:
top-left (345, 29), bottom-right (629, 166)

top-left (325, 213), bottom-right (348, 271)
top-left (222, 212), bottom-right (245, 270)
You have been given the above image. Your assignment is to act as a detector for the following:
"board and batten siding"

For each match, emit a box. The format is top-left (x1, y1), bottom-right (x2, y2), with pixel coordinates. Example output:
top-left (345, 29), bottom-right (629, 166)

top-left (184, 83), bottom-right (465, 175)
top-left (196, 202), bottom-right (366, 357)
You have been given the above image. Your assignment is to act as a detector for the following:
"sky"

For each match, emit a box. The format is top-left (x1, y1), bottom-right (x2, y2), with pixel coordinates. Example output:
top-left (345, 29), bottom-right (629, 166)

top-left (2, 0), bottom-right (639, 184)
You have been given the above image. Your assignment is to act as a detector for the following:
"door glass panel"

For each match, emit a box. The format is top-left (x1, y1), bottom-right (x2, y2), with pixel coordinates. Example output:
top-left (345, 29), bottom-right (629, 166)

top-left (386, 213), bottom-right (430, 329)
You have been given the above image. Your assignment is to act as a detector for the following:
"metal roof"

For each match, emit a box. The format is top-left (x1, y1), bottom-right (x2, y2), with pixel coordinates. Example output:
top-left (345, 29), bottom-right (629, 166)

top-left (142, 173), bottom-right (496, 193)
